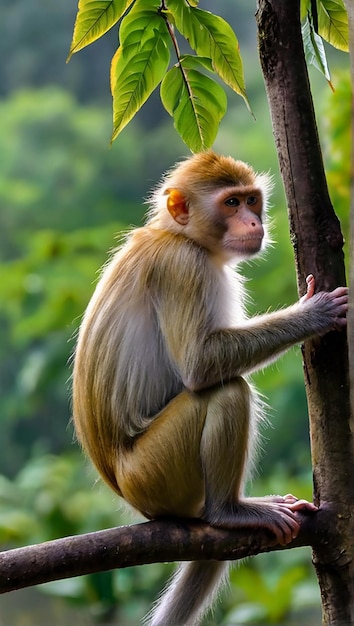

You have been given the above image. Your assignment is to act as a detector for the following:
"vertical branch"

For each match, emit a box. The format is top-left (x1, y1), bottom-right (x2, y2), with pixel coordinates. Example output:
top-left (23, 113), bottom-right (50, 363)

top-left (343, 0), bottom-right (354, 462)
top-left (256, 1), bottom-right (354, 623)
top-left (342, 5), bottom-right (354, 619)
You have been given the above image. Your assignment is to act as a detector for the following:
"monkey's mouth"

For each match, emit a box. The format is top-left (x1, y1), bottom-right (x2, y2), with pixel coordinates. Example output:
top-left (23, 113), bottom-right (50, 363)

top-left (225, 236), bottom-right (263, 250)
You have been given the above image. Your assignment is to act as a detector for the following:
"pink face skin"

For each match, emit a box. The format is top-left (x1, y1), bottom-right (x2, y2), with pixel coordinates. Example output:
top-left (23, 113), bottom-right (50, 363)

top-left (166, 185), bottom-right (266, 262)
top-left (215, 187), bottom-right (265, 259)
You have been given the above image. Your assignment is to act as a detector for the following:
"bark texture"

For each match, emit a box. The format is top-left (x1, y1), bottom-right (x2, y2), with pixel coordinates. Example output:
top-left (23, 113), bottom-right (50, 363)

top-left (256, 1), bottom-right (354, 624)
top-left (0, 512), bottom-right (327, 594)
top-left (344, 0), bottom-right (354, 460)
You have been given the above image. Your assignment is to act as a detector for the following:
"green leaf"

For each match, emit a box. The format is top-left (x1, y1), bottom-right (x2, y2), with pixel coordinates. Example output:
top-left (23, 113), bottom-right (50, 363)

top-left (160, 58), bottom-right (227, 153)
top-left (68, 0), bottom-right (134, 60)
top-left (110, 5), bottom-right (170, 141)
top-left (179, 54), bottom-right (214, 73)
top-left (302, 16), bottom-right (332, 85)
top-left (301, 0), bottom-right (311, 20)
top-left (316, 0), bottom-right (349, 51)
top-left (167, 0), bottom-right (250, 109)
top-left (118, 0), bottom-right (162, 46)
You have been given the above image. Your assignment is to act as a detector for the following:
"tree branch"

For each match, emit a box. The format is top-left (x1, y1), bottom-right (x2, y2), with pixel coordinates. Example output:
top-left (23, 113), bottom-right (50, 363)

top-left (0, 511), bottom-right (330, 594)
top-left (256, 1), bottom-right (353, 622)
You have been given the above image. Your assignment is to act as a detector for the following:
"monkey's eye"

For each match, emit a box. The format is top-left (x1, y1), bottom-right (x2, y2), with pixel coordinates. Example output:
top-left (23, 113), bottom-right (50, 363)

top-left (247, 196), bottom-right (258, 206)
top-left (224, 197), bottom-right (240, 207)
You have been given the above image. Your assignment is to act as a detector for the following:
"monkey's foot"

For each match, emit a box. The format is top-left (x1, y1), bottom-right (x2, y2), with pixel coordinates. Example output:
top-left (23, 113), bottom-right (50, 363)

top-left (247, 493), bottom-right (317, 512)
top-left (206, 496), bottom-right (318, 546)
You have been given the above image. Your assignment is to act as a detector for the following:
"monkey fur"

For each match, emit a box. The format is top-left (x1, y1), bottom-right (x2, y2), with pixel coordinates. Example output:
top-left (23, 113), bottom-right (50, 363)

top-left (73, 151), bottom-right (348, 626)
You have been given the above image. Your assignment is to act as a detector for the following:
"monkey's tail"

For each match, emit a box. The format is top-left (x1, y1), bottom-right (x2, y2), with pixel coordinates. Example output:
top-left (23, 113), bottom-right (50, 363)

top-left (144, 560), bottom-right (229, 626)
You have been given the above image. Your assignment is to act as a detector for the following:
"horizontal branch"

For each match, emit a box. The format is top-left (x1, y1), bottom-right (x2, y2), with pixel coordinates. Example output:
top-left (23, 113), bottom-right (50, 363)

top-left (0, 509), bottom-right (329, 594)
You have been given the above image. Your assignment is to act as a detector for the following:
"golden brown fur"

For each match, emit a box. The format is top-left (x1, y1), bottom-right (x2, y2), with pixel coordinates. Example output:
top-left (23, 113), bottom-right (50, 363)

top-left (72, 151), bottom-right (348, 626)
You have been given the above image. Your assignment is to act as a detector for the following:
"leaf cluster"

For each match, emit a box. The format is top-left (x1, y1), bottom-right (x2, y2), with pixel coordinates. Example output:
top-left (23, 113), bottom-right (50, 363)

top-left (68, 0), bottom-right (249, 152)
top-left (68, 0), bottom-right (348, 152)
top-left (301, 0), bottom-right (348, 86)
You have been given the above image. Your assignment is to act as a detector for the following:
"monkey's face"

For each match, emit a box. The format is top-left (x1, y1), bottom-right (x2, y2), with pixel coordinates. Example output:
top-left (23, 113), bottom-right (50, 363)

top-left (207, 186), bottom-right (265, 261)
top-left (162, 163), bottom-right (269, 263)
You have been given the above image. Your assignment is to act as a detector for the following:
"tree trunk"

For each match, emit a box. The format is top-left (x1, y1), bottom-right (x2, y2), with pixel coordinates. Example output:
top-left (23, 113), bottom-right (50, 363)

top-left (343, 0), bottom-right (354, 456)
top-left (256, 1), bottom-right (354, 624)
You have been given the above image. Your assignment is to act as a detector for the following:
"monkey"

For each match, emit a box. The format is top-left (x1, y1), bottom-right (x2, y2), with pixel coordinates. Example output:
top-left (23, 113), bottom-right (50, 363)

top-left (72, 151), bottom-right (348, 626)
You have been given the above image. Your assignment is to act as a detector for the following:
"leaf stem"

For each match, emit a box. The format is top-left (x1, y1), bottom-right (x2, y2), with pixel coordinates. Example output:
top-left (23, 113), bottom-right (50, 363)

top-left (158, 1), bottom-right (194, 105)
top-left (159, 0), bottom-right (181, 62)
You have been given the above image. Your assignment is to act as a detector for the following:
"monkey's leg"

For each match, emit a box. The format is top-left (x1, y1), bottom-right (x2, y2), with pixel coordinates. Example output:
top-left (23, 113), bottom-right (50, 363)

top-left (117, 390), bottom-right (210, 519)
top-left (200, 378), bottom-right (315, 545)
top-left (118, 392), bottom-right (229, 626)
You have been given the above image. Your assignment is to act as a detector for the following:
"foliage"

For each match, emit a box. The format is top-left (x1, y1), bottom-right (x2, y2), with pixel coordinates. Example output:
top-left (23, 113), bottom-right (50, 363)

top-left (68, 0), bottom-right (348, 150)
top-left (0, 0), bottom-right (350, 620)
top-left (301, 0), bottom-right (349, 51)
top-left (0, 87), bottom-right (146, 260)
top-left (301, 0), bottom-right (349, 87)
top-left (225, 549), bottom-right (320, 624)
top-left (0, 223), bottom-right (123, 475)
top-left (320, 68), bottom-right (351, 251)
top-left (0, 452), bottom-right (163, 623)
top-left (0, 88), bottom-right (144, 475)
top-left (68, 0), bottom-right (249, 151)
top-left (0, 452), bottom-right (319, 624)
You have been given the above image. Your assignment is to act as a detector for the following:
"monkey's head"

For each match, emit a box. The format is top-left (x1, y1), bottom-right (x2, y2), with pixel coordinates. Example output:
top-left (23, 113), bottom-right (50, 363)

top-left (149, 151), bottom-right (273, 263)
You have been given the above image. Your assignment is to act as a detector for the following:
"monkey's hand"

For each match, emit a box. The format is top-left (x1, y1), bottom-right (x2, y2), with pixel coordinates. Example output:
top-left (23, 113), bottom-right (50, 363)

top-left (299, 276), bottom-right (348, 333)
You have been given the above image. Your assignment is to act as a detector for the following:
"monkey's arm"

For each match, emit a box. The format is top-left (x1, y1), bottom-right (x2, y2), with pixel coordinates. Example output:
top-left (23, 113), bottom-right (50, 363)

top-left (195, 285), bottom-right (347, 389)
top-left (153, 246), bottom-right (347, 391)
top-left (189, 286), bottom-right (347, 389)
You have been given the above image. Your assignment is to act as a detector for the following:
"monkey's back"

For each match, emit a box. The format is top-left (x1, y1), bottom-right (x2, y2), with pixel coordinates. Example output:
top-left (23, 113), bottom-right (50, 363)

top-left (72, 225), bottom-right (246, 492)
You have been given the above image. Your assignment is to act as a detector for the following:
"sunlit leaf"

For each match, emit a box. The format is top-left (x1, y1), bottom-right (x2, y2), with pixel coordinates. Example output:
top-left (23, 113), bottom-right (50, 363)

top-left (300, 0), bottom-right (311, 20)
top-left (302, 16), bottom-right (332, 86)
top-left (177, 55), bottom-right (214, 73)
top-left (160, 57), bottom-right (227, 152)
top-left (110, 4), bottom-right (170, 141)
top-left (118, 0), bottom-right (162, 45)
top-left (68, 0), bottom-right (134, 60)
top-left (316, 0), bottom-right (349, 51)
top-left (167, 0), bottom-right (249, 109)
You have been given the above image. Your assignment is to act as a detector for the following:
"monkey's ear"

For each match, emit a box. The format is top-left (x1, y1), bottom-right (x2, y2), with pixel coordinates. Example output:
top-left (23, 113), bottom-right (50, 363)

top-left (166, 189), bottom-right (189, 225)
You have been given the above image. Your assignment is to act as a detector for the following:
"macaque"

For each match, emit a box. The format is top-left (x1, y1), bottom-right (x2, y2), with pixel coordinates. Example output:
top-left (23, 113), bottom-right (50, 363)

top-left (72, 151), bottom-right (348, 626)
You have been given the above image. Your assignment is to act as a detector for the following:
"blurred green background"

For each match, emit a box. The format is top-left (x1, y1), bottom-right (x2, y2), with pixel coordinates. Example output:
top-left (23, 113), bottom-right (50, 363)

top-left (0, 0), bottom-right (350, 624)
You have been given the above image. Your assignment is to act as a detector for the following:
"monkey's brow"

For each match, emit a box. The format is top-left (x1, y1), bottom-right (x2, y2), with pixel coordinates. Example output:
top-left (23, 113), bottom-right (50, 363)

top-left (207, 178), bottom-right (241, 187)
top-left (202, 179), bottom-right (256, 191)
top-left (206, 183), bottom-right (260, 197)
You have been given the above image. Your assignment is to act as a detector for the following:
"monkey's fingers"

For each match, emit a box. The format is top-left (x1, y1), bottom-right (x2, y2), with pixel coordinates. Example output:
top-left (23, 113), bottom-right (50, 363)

top-left (332, 294), bottom-right (349, 310)
top-left (334, 297), bottom-right (349, 309)
top-left (287, 499), bottom-right (318, 512)
top-left (330, 286), bottom-right (349, 298)
top-left (264, 498), bottom-right (320, 544)
top-left (333, 316), bottom-right (348, 331)
top-left (282, 494), bottom-right (318, 511)
top-left (305, 274), bottom-right (315, 298)
top-left (267, 510), bottom-right (301, 545)
top-left (331, 297), bottom-right (348, 330)
top-left (282, 493), bottom-right (298, 503)
top-left (300, 274), bottom-right (315, 303)
top-left (335, 299), bottom-right (348, 313)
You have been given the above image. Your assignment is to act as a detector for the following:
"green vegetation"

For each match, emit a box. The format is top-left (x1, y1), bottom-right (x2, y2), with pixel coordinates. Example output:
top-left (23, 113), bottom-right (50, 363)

top-left (0, 0), bottom-right (349, 623)
top-left (68, 0), bottom-right (348, 150)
